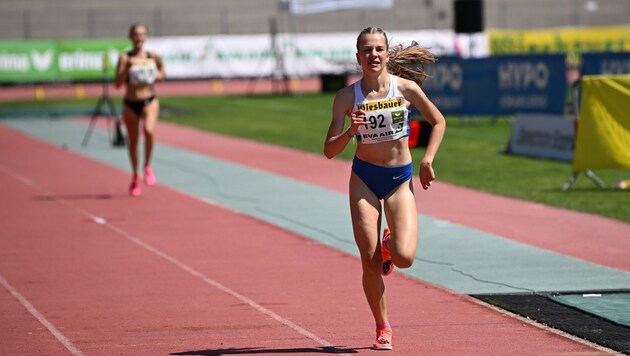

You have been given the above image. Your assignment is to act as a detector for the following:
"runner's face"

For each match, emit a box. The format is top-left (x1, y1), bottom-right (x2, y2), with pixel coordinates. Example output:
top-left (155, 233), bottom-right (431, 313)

top-left (130, 26), bottom-right (147, 50)
top-left (356, 34), bottom-right (389, 73)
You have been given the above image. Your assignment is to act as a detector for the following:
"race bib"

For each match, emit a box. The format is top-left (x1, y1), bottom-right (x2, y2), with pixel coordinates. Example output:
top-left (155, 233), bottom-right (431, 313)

top-left (129, 58), bottom-right (158, 85)
top-left (357, 97), bottom-right (408, 144)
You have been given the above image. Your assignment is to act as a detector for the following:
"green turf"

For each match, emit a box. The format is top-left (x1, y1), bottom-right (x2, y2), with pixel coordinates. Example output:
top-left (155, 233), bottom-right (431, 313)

top-left (2, 94), bottom-right (628, 223)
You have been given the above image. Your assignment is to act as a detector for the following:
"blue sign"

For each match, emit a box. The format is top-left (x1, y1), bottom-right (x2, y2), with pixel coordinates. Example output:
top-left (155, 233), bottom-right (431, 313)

top-left (417, 54), bottom-right (567, 116)
top-left (493, 55), bottom-right (567, 115)
top-left (581, 52), bottom-right (630, 76)
top-left (422, 56), bottom-right (464, 115)
top-left (461, 57), bottom-right (499, 115)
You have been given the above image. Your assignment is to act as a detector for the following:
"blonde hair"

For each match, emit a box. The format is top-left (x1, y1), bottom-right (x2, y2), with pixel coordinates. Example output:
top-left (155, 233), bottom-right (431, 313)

top-left (128, 23), bottom-right (149, 37)
top-left (356, 27), bottom-right (436, 87)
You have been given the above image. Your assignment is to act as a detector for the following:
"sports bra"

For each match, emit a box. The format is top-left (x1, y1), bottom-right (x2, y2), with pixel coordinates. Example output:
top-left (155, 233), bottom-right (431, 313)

top-left (126, 51), bottom-right (158, 85)
top-left (352, 75), bottom-right (410, 144)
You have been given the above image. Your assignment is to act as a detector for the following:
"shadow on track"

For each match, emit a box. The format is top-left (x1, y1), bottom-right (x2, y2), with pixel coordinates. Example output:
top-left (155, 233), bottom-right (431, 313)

top-left (171, 346), bottom-right (367, 355)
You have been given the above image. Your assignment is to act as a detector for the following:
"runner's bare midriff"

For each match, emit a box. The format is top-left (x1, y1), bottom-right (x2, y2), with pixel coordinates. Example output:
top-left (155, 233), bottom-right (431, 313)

top-left (355, 138), bottom-right (412, 167)
top-left (125, 83), bottom-right (155, 101)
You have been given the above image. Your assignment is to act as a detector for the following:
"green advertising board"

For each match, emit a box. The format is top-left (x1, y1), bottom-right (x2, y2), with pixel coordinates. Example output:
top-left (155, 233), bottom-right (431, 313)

top-left (0, 40), bottom-right (57, 83)
top-left (0, 39), bottom-right (130, 83)
top-left (56, 39), bottom-right (130, 81)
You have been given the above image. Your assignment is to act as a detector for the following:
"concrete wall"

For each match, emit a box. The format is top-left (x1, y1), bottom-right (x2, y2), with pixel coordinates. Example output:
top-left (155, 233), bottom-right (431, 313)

top-left (0, 0), bottom-right (628, 40)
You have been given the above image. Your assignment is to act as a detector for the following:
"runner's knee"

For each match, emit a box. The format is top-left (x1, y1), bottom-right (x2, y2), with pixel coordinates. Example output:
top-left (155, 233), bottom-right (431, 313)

top-left (391, 236), bottom-right (417, 269)
top-left (361, 254), bottom-right (382, 276)
top-left (394, 253), bottom-right (414, 269)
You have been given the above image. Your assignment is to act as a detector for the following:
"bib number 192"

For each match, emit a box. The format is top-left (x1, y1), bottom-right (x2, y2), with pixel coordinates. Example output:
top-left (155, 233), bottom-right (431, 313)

top-left (364, 114), bottom-right (386, 129)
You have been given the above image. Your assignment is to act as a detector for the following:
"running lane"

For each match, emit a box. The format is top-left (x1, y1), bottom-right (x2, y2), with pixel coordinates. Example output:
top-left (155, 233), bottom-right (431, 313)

top-left (0, 121), bottom-right (616, 355)
top-left (5, 118), bottom-right (630, 295)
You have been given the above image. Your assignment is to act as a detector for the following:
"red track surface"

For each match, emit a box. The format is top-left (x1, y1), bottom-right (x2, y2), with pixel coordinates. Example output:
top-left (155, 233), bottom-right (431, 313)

top-left (0, 123), bottom-right (618, 355)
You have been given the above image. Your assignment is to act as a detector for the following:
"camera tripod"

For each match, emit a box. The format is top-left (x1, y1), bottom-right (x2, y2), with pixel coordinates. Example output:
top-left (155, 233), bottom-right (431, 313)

top-left (81, 57), bottom-right (126, 148)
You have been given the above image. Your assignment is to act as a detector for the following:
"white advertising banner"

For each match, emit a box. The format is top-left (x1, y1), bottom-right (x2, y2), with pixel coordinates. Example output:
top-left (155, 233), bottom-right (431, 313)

top-left (288, 32), bottom-right (361, 76)
top-left (145, 30), bottom-right (466, 80)
top-left (280, 0), bottom-right (393, 14)
top-left (508, 114), bottom-right (576, 162)
top-left (145, 34), bottom-right (275, 79)
top-left (143, 36), bottom-right (213, 79)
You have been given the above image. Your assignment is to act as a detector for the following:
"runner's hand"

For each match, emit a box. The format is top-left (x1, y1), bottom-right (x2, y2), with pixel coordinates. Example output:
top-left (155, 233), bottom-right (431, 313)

top-left (419, 161), bottom-right (435, 190)
top-left (348, 110), bottom-right (366, 135)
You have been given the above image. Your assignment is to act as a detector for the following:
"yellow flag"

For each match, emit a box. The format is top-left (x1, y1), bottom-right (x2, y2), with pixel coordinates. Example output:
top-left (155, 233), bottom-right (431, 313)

top-left (573, 75), bottom-right (630, 172)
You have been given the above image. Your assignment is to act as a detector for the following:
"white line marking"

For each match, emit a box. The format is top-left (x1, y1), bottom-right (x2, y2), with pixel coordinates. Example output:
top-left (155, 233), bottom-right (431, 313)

top-left (103, 221), bottom-right (334, 348)
top-left (1, 163), bottom-right (337, 350)
top-left (0, 274), bottom-right (84, 356)
top-left (0, 165), bottom-right (34, 187)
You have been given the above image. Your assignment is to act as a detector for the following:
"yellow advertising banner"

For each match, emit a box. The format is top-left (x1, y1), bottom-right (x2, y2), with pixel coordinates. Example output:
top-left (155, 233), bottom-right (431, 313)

top-left (489, 26), bottom-right (630, 60)
top-left (573, 75), bottom-right (630, 172)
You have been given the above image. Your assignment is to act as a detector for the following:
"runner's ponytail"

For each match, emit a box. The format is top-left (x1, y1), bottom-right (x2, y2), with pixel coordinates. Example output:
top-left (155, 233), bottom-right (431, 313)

top-left (387, 41), bottom-right (436, 87)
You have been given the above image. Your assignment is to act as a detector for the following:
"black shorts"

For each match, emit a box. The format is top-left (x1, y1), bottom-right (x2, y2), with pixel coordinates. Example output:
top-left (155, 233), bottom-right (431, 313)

top-left (124, 96), bottom-right (156, 117)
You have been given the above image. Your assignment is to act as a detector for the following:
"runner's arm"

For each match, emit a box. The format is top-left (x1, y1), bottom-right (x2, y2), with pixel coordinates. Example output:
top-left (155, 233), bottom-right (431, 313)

top-left (324, 87), bottom-right (360, 159)
top-left (114, 53), bottom-right (129, 88)
top-left (151, 51), bottom-right (166, 82)
top-left (400, 78), bottom-right (446, 189)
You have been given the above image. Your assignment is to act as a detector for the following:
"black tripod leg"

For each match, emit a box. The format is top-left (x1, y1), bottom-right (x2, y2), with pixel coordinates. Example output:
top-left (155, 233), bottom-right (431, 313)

top-left (107, 97), bottom-right (126, 147)
top-left (81, 97), bottom-right (104, 147)
top-left (103, 97), bottom-right (115, 145)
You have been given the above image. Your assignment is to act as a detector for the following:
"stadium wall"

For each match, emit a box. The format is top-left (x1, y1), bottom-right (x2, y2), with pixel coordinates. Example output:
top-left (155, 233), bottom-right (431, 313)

top-left (0, 0), bottom-right (628, 40)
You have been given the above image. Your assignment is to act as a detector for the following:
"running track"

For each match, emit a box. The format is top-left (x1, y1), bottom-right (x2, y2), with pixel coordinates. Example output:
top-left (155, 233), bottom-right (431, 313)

top-left (1, 117), bottom-right (629, 355)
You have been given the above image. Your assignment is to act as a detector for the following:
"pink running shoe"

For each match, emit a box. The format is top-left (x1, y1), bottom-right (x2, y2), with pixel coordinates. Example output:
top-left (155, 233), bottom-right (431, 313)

top-left (144, 166), bottom-right (157, 185)
top-left (372, 327), bottom-right (393, 350)
top-left (381, 227), bottom-right (394, 276)
top-left (129, 176), bottom-right (142, 196)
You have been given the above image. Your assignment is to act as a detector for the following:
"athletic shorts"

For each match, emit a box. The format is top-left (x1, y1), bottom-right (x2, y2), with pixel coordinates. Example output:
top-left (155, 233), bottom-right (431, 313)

top-left (124, 95), bottom-right (156, 117)
top-left (352, 156), bottom-right (413, 199)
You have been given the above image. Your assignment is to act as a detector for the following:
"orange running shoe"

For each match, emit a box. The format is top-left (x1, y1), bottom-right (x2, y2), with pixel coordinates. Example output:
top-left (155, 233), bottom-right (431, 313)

top-left (381, 227), bottom-right (394, 276)
top-left (372, 327), bottom-right (393, 350)
top-left (144, 166), bottom-right (157, 185)
top-left (129, 176), bottom-right (141, 197)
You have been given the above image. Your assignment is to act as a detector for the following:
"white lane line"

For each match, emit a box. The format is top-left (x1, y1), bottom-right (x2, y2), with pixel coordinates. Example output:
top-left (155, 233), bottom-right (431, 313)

top-left (1, 165), bottom-right (84, 354)
top-left (102, 220), bottom-right (334, 348)
top-left (0, 274), bottom-right (84, 356)
top-left (1, 163), bottom-right (336, 350)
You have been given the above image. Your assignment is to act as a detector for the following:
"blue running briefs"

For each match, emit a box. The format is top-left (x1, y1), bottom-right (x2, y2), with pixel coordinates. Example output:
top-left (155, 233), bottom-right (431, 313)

top-left (352, 156), bottom-right (413, 199)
